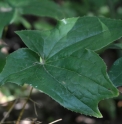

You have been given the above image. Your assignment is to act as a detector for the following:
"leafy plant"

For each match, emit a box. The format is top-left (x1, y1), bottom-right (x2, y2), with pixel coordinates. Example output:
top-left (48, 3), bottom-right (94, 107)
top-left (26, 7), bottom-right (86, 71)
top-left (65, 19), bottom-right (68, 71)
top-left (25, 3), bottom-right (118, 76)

top-left (0, 10), bottom-right (14, 38)
top-left (0, 0), bottom-right (63, 37)
top-left (109, 56), bottom-right (122, 87)
top-left (1, 16), bottom-right (122, 118)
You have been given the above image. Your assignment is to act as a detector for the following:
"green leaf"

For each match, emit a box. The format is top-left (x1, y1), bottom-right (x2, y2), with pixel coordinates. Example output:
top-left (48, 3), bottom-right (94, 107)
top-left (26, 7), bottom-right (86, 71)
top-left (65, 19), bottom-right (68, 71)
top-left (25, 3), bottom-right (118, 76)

top-left (0, 48), bottom-right (118, 118)
top-left (109, 42), bottom-right (122, 49)
top-left (6, 0), bottom-right (32, 7)
top-left (0, 16), bottom-right (121, 117)
top-left (88, 0), bottom-right (106, 7)
top-left (109, 57), bottom-right (122, 87)
top-left (0, 52), bottom-right (6, 72)
top-left (7, 0), bottom-right (64, 19)
top-left (16, 17), bottom-right (122, 60)
top-left (0, 10), bottom-right (14, 38)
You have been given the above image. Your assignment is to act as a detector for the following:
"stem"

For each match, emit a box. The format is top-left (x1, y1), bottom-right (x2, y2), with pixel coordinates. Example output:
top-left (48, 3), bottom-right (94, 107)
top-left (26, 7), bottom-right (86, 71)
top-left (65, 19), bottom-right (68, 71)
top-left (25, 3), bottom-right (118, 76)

top-left (16, 87), bottom-right (33, 124)
top-left (49, 119), bottom-right (62, 124)
top-left (0, 99), bottom-right (18, 124)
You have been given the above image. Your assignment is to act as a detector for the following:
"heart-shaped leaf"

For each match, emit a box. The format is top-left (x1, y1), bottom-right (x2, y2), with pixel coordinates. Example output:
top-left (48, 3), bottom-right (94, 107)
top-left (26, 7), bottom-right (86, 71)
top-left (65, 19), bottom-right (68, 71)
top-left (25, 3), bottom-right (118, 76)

top-left (0, 17), bottom-right (121, 117)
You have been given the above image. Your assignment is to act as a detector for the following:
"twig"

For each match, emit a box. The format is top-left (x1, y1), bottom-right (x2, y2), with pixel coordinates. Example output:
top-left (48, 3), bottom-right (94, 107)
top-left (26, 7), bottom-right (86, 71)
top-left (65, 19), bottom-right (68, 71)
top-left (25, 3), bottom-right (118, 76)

top-left (19, 97), bottom-right (41, 107)
top-left (29, 98), bottom-right (41, 107)
top-left (34, 102), bottom-right (38, 116)
top-left (16, 87), bottom-right (33, 124)
top-left (49, 119), bottom-right (62, 124)
top-left (0, 99), bottom-right (18, 124)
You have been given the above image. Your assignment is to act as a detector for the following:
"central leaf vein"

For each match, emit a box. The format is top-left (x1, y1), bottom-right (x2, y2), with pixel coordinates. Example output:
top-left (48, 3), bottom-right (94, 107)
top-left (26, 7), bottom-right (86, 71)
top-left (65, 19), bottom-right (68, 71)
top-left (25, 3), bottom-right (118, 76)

top-left (42, 64), bottom-right (99, 114)
top-left (45, 63), bottom-right (110, 92)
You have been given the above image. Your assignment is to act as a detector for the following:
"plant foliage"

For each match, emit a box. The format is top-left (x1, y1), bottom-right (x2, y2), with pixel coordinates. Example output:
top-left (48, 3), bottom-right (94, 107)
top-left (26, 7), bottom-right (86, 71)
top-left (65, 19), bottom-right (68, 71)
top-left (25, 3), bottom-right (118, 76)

top-left (0, 0), bottom-right (63, 37)
top-left (1, 17), bottom-right (122, 117)
top-left (109, 57), bottom-right (122, 87)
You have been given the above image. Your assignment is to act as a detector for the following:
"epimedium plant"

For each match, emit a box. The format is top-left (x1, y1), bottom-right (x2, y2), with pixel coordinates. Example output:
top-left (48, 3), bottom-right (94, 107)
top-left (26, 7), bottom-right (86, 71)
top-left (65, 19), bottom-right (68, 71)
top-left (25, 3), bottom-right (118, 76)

top-left (1, 0), bottom-right (122, 120)
top-left (0, 0), bottom-right (63, 83)
top-left (1, 16), bottom-right (122, 118)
